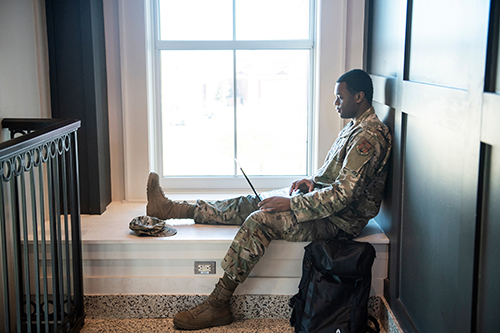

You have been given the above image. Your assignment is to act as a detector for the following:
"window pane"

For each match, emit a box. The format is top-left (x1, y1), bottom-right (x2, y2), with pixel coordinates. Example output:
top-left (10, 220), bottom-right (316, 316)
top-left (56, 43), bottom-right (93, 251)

top-left (235, 0), bottom-right (310, 40)
top-left (161, 51), bottom-right (234, 176)
top-left (159, 0), bottom-right (233, 40)
top-left (235, 50), bottom-right (309, 176)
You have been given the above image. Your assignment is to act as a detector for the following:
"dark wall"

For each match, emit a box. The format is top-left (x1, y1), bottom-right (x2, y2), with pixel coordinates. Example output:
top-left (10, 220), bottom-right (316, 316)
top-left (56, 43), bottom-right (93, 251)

top-left (366, 0), bottom-right (500, 331)
top-left (45, 0), bottom-right (111, 214)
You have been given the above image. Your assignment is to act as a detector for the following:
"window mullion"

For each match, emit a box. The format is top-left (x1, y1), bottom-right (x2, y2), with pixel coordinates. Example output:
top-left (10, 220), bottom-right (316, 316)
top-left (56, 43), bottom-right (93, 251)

top-left (155, 40), bottom-right (314, 51)
top-left (232, 0), bottom-right (236, 41)
top-left (232, 0), bottom-right (237, 177)
top-left (233, 50), bottom-right (238, 177)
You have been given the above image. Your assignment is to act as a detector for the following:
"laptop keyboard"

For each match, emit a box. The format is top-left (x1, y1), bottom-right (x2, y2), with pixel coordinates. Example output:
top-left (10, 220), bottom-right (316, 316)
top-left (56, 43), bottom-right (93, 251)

top-left (260, 187), bottom-right (291, 199)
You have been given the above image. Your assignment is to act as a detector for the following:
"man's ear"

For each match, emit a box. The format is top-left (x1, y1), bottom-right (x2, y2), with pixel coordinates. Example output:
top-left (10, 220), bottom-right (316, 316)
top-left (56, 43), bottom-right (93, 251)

top-left (355, 91), bottom-right (365, 104)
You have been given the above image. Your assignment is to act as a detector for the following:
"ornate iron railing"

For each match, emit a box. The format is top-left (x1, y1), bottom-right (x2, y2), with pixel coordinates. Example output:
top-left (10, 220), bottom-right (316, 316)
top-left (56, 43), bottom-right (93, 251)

top-left (0, 119), bottom-right (84, 332)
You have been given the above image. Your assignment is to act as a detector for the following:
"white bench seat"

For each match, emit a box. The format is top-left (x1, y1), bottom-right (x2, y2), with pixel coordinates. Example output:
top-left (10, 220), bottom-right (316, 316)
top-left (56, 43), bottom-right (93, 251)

top-left (80, 202), bottom-right (388, 296)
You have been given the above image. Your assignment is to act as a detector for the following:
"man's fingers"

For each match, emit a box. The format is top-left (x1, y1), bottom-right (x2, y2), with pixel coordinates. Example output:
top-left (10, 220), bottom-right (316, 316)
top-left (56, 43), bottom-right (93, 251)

top-left (259, 203), bottom-right (274, 212)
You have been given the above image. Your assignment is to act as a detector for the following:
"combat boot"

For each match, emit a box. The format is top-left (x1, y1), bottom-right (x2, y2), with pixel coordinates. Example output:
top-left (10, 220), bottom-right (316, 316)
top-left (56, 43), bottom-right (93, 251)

top-left (146, 172), bottom-right (195, 220)
top-left (173, 278), bottom-right (235, 330)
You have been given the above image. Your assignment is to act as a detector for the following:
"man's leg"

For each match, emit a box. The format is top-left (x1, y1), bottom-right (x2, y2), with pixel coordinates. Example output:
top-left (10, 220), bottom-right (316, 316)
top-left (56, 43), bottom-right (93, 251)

top-left (146, 173), bottom-right (196, 220)
top-left (221, 210), bottom-right (341, 283)
top-left (194, 195), bottom-right (260, 225)
top-left (146, 172), bottom-right (259, 224)
top-left (172, 273), bottom-right (237, 330)
top-left (173, 210), bottom-right (341, 330)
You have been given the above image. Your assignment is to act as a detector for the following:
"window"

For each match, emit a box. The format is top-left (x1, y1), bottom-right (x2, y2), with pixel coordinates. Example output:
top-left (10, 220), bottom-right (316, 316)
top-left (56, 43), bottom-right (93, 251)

top-left (152, 0), bottom-right (316, 190)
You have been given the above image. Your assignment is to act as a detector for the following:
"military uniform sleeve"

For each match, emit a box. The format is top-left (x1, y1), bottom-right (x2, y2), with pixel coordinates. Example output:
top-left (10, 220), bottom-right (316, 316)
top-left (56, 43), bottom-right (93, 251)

top-left (290, 134), bottom-right (378, 222)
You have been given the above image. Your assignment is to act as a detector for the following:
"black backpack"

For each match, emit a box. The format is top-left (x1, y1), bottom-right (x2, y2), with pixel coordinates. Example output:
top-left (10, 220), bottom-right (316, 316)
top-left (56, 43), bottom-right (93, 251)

top-left (289, 238), bottom-right (379, 333)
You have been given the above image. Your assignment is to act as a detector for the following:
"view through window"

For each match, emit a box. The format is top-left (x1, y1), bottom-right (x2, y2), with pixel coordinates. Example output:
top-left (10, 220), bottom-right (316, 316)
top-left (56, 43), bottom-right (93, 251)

top-left (155, 0), bottom-right (314, 179)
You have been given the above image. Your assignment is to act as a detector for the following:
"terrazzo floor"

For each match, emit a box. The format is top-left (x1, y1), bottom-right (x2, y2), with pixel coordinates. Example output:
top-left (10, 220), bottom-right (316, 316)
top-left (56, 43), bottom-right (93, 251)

top-left (81, 318), bottom-right (295, 332)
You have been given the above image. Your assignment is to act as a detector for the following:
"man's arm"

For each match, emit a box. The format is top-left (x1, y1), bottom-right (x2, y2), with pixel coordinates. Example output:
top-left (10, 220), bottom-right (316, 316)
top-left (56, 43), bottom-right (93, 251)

top-left (258, 196), bottom-right (291, 213)
top-left (289, 178), bottom-right (315, 195)
top-left (259, 178), bottom-right (316, 213)
top-left (291, 134), bottom-right (379, 222)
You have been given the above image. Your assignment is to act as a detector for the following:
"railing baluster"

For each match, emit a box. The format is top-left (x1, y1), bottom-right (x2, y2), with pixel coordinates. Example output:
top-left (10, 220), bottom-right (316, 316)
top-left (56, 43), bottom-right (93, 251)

top-left (0, 182), bottom-right (12, 332)
top-left (9, 177), bottom-right (23, 333)
top-left (38, 161), bottom-right (50, 333)
top-left (53, 150), bottom-right (66, 326)
top-left (19, 170), bottom-right (32, 333)
top-left (68, 132), bottom-right (84, 320)
top-left (29, 166), bottom-right (41, 332)
top-left (61, 143), bottom-right (73, 322)
top-left (47, 154), bottom-right (59, 331)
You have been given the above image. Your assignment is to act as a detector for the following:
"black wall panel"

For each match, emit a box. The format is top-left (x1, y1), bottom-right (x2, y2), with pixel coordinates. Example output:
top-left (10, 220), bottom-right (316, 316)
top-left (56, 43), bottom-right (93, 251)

top-left (366, 0), bottom-right (497, 331)
top-left (476, 4), bottom-right (500, 327)
top-left (366, 0), bottom-right (400, 78)
top-left (401, 116), bottom-right (475, 332)
top-left (408, 0), bottom-right (474, 89)
top-left (45, 0), bottom-right (111, 214)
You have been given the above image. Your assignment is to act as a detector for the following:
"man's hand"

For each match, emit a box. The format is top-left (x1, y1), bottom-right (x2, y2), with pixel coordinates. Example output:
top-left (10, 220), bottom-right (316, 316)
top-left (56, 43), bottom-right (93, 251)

top-left (258, 196), bottom-right (291, 213)
top-left (289, 178), bottom-right (315, 195)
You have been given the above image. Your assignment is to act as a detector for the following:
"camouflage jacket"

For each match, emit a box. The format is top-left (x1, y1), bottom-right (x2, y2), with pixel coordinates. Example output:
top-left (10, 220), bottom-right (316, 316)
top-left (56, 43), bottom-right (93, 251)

top-left (290, 107), bottom-right (392, 236)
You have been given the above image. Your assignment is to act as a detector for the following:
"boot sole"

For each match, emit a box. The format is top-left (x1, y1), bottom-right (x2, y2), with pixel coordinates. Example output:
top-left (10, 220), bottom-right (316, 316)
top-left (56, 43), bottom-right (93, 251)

top-left (146, 172), bottom-right (165, 219)
top-left (146, 173), bottom-right (154, 216)
top-left (173, 315), bottom-right (233, 330)
top-left (146, 172), bottom-right (157, 202)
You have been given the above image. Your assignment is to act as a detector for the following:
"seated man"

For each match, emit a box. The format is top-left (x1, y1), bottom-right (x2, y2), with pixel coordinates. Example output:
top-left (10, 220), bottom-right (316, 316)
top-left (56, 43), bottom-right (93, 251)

top-left (146, 69), bottom-right (392, 330)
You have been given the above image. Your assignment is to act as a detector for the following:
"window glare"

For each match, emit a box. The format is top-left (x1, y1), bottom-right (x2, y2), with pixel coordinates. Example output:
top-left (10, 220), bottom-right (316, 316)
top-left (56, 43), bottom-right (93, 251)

top-left (161, 51), bottom-right (235, 176)
top-left (235, 50), bottom-right (308, 176)
top-left (156, 0), bottom-right (313, 179)
top-left (235, 0), bottom-right (310, 40)
top-left (159, 0), bottom-right (233, 40)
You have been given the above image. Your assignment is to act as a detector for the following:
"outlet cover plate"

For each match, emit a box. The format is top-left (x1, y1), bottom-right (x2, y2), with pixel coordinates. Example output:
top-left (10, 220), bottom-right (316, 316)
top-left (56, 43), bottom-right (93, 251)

top-left (194, 261), bottom-right (216, 274)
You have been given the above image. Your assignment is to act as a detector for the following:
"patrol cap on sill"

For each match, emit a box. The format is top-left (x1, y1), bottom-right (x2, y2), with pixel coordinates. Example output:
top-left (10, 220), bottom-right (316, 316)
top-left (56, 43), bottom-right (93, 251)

top-left (129, 215), bottom-right (177, 237)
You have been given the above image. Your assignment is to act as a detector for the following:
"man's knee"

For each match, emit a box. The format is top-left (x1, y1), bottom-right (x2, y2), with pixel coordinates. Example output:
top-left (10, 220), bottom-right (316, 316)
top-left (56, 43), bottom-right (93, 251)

top-left (246, 210), bottom-right (265, 222)
top-left (244, 210), bottom-right (281, 231)
top-left (243, 210), bottom-right (296, 236)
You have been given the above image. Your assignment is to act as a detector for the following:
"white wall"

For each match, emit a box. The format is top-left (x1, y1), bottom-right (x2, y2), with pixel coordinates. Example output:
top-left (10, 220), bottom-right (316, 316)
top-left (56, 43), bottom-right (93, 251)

top-left (0, 0), bottom-right (50, 142)
top-left (0, 0), bottom-right (50, 321)
top-left (103, 0), bottom-right (126, 203)
top-left (103, 0), bottom-right (367, 202)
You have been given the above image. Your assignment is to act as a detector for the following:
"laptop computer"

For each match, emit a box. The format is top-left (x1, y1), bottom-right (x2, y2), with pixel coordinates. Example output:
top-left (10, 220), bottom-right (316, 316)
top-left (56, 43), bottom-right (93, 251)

top-left (235, 159), bottom-right (303, 201)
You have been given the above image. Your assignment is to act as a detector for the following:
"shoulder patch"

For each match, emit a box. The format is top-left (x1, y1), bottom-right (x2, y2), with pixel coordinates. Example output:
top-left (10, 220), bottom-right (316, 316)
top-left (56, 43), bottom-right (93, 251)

top-left (357, 140), bottom-right (373, 155)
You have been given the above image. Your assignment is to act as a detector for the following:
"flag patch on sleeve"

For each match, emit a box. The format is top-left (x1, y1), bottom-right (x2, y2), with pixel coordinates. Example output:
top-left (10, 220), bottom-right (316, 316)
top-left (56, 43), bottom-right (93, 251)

top-left (357, 140), bottom-right (373, 155)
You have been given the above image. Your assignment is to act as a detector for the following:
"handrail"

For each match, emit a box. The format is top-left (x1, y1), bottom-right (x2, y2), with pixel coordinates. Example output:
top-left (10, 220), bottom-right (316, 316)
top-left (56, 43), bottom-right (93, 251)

top-left (1, 119), bottom-right (80, 160)
top-left (0, 118), bottom-right (84, 333)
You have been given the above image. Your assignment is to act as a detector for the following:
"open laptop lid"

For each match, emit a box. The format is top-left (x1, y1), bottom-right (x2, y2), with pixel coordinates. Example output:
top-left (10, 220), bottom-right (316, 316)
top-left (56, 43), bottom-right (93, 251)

top-left (235, 159), bottom-right (291, 201)
top-left (235, 159), bottom-right (262, 201)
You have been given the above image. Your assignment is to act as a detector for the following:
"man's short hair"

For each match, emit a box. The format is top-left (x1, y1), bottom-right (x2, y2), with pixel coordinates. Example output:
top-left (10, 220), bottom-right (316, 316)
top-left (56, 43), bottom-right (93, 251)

top-left (336, 69), bottom-right (373, 104)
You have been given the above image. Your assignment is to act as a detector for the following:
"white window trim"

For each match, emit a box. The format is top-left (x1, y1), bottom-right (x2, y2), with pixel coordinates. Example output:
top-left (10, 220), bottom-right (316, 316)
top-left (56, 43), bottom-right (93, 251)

top-left (115, 0), bottom-right (362, 201)
top-left (150, 0), bottom-right (316, 192)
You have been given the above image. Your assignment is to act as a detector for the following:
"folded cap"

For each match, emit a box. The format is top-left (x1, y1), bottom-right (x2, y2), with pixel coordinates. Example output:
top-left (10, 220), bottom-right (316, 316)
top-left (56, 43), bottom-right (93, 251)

top-left (129, 215), bottom-right (177, 237)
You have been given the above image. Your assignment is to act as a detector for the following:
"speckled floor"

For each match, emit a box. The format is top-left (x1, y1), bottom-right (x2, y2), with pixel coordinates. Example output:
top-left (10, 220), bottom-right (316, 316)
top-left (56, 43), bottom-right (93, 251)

top-left (81, 318), bottom-right (295, 332)
top-left (81, 295), bottom-right (396, 332)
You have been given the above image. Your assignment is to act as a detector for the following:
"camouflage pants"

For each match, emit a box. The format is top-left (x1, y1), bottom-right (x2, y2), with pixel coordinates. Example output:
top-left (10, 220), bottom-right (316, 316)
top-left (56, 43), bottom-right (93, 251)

top-left (193, 195), bottom-right (341, 283)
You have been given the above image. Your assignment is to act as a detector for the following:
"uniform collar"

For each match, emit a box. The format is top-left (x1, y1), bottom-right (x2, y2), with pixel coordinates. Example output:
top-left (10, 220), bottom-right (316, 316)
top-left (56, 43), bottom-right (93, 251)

top-left (352, 107), bottom-right (375, 126)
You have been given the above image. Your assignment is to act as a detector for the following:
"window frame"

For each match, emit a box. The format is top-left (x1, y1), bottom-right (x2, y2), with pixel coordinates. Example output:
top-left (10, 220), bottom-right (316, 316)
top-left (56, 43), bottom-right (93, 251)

top-left (149, 0), bottom-right (317, 192)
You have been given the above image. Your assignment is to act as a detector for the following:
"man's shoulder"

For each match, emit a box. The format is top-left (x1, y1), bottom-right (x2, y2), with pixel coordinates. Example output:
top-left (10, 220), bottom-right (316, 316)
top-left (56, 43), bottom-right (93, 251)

top-left (358, 111), bottom-right (391, 142)
top-left (363, 109), bottom-right (388, 128)
top-left (349, 115), bottom-right (391, 157)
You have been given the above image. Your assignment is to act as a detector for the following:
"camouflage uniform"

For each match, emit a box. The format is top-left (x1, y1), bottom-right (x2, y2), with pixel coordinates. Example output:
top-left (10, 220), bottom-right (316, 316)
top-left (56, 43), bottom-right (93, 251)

top-left (193, 107), bottom-right (392, 283)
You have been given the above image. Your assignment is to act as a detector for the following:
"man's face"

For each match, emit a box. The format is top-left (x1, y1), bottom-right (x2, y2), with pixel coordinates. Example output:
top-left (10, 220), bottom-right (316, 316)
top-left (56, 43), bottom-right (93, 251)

top-left (334, 82), bottom-right (358, 119)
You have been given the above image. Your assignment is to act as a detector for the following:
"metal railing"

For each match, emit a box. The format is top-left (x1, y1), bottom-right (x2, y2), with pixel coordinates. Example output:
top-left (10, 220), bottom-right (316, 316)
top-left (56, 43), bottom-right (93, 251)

top-left (0, 119), bottom-right (84, 332)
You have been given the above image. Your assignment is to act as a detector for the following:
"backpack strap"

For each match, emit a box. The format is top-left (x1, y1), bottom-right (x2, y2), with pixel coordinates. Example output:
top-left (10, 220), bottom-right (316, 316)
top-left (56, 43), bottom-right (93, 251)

top-left (366, 315), bottom-right (381, 333)
top-left (333, 229), bottom-right (355, 241)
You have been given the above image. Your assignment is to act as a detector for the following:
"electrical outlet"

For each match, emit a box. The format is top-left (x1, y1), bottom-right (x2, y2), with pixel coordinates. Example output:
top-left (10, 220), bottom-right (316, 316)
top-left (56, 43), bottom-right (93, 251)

top-left (194, 261), bottom-right (216, 274)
